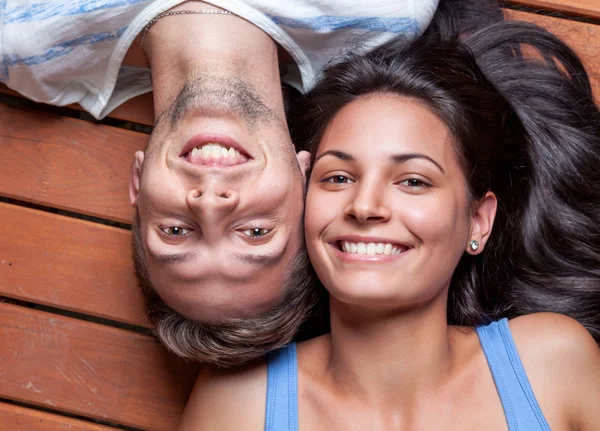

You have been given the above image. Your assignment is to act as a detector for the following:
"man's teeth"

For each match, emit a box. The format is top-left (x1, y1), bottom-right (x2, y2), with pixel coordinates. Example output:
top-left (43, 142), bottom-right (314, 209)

top-left (341, 241), bottom-right (404, 255)
top-left (189, 143), bottom-right (245, 163)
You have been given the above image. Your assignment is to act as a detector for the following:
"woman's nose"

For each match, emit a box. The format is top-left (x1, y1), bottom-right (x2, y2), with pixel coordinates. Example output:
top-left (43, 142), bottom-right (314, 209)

top-left (344, 186), bottom-right (391, 224)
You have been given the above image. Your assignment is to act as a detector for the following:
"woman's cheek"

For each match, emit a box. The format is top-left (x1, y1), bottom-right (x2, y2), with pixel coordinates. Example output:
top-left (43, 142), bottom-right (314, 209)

top-left (396, 195), bottom-right (456, 239)
top-left (305, 188), bottom-right (333, 234)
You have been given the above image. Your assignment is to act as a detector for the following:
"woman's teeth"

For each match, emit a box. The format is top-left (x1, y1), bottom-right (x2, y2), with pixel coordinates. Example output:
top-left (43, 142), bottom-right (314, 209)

top-left (188, 143), bottom-right (248, 165)
top-left (340, 241), bottom-right (405, 255)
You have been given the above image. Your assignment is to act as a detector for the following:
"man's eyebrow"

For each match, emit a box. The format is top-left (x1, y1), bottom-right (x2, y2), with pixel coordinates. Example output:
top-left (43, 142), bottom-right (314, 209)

top-left (229, 247), bottom-right (287, 267)
top-left (314, 150), bottom-right (356, 163)
top-left (390, 153), bottom-right (445, 173)
top-left (149, 250), bottom-right (197, 263)
top-left (149, 248), bottom-right (287, 267)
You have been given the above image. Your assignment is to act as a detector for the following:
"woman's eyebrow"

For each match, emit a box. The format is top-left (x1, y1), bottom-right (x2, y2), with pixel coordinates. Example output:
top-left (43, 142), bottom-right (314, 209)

top-left (314, 150), bottom-right (444, 173)
top-left (314, 150), bottom-right (355, 163)
top-left (390, 153), bottom-right (445, 173)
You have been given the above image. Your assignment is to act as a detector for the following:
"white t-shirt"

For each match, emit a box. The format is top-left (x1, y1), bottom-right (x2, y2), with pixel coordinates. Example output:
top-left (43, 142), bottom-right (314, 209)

top-left (0, 0), bottom-right (438, 119)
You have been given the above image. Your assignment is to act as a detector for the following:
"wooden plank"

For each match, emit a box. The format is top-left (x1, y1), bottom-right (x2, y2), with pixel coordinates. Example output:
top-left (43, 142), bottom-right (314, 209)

top-left (506, 10), bottom-right (600, 100)
top-left (508, 0), bottom-right (600, 20)
top-left (0, 303), bottom-right (199, 431)
top-left (0, 84), bottom-right (154, 126)
top-left (0, 103), bottom-right (145, 223)
top-left (108, 92), bottom-right (154, 126)
top-left (0, 202), bottom-right (148, 328)
top-left (0, 402), bottom-right (118, 431)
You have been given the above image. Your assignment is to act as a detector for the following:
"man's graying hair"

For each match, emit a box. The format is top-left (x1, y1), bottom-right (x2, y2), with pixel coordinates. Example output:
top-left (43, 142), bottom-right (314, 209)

top-left (132, 212), bottom-right (318, 367)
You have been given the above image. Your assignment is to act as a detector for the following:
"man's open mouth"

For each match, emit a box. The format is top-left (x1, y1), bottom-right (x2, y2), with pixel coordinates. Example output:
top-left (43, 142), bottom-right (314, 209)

top-left (184, 143), bottom-right (249, 166)
top-left (180, 135), bottom-right (252, 167)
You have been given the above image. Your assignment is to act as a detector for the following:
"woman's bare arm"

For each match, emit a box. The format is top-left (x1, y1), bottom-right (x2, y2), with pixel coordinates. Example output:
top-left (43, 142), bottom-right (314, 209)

top-left (178, 361), bottom-right (267, 431)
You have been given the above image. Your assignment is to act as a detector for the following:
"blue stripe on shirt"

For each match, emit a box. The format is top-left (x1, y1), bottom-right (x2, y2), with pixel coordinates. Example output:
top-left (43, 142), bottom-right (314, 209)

top-left (267, 15), bottom-right (421, 34)
top-left (0, 0), bottom-right (7, 81)
top-left (5, 0), bottom-right (150, 24)
top-left (3, 27), bottom-right (127, 67)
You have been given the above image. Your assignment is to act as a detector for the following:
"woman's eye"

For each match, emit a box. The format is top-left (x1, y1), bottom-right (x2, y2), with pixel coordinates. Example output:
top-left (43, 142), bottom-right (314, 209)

top-left (400, 178), bottom-right (430, 188)
top-left (242, 228), bottom-right (271, 238)
top-left (323, 175), bottom-right (353, 184)
top-left (161, 226), bottom-right (190, 237)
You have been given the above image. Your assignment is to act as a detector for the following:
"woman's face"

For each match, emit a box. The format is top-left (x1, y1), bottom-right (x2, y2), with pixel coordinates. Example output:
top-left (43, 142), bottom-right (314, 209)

top-left (305, 93), bottom-right (496, 309)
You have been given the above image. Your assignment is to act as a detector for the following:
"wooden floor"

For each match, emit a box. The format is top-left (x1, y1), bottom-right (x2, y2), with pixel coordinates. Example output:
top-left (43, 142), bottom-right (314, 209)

top-left (0, 78), bottom-right (197, 429)
top-left (1, 3), bottom-right (598, 430)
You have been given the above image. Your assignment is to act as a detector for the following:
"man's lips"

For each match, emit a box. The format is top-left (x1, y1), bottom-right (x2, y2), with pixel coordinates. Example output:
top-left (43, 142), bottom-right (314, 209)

top-left (180, 134), bottom-right (252, 166)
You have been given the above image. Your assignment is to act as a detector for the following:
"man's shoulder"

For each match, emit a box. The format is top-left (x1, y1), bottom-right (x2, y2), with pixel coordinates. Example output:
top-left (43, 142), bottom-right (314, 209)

top-left (178, 359), bottom-right (267, 431)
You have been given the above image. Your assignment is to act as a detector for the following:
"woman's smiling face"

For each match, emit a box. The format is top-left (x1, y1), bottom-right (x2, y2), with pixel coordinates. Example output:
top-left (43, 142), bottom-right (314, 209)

top-left (305, 93), bottom-right (495, 309)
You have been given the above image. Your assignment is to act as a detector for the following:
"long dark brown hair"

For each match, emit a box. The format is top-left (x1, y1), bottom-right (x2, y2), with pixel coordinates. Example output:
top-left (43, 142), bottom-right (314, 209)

top-left (290, 17), bottom-right (600, 340)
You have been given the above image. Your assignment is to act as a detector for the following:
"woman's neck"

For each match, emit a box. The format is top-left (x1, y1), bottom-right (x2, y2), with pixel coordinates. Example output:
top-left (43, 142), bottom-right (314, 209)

top-left (325, 288), bottom-right (458, 408)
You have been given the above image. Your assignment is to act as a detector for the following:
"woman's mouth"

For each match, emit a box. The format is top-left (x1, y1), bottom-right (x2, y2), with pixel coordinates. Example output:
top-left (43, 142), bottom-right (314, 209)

top-left (331, 240), bottom-right (410, 261)
top-left (336, 240), bottom-right (408, 256)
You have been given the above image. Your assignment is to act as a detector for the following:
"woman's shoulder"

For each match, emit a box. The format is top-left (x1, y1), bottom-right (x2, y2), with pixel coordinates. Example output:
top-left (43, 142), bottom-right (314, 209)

top-left (507, 313), bottom-right (600, 429)
top-left (178, 359), bottom-right (268, 431)
top-left (507, 312), bottom-right (598, 362)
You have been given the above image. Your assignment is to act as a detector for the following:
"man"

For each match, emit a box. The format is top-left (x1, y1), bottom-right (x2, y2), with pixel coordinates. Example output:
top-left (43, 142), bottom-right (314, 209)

top-left (1, 0), bottom-right (438, 365)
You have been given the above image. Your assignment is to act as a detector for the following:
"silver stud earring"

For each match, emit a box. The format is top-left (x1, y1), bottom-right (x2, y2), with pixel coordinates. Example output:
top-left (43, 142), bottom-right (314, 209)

top-left (469, 240), bottom-right (479, 252)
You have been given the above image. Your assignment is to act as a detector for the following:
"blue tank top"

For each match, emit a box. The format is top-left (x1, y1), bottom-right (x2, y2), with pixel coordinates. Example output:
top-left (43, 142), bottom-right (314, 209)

top-left (265, 318), bottom-right (551, 431)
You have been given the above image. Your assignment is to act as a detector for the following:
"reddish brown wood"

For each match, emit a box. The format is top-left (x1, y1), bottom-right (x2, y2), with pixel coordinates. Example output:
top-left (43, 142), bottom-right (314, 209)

top-left (0, 402), bottom-right (118, 431)
top-left (0, 303), bottom-right (199, 431)
top-left (508, 0), bottom-right (600, 20)
top-left (0, 202), bottom-right (149, 327)
top-left (108, 92), bottom-right (154, 127)
top-left (0, 84), bottom-right (154, 126)
top-left (506, 10), bottom-right (600, 100)
top-left (0, 103), bottom-right (146, 223)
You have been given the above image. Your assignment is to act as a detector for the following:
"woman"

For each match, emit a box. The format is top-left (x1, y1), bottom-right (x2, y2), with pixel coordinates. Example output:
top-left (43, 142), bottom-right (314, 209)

top-left (179, 19), bottom-right (600, 431)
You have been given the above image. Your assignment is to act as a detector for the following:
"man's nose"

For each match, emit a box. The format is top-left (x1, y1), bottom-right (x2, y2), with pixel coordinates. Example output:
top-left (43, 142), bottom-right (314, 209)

top-left (186, 186), bottom-right (240, 221)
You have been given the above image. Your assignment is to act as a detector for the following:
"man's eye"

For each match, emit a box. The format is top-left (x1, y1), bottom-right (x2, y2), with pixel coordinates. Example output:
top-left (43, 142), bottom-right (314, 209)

top-left (161, 226), bottom-right (190, 237)
top-left (242, 228), bottom-right (271, 238)
top-left (323, 175), bottom-right (353, 184)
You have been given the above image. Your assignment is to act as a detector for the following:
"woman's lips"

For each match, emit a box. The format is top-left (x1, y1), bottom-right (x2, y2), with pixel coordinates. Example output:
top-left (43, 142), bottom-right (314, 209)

top-left (328, 238), bottom-right (411, 263)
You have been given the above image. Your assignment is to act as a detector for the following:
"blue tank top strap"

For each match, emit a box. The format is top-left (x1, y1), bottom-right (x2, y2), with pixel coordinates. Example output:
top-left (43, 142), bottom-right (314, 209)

top-left (265, 342), bottom-right (298, 431)
top-left (476, 318), bottom-right (551, 431)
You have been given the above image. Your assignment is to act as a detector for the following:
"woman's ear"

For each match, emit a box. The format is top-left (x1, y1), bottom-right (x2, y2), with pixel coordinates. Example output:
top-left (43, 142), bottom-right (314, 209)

top-left (129, 151), bottom-right (145, 207)
top-left (296, 150), bottom-right (311, 182)
top-left (467, 191), bottom-right (497, 254)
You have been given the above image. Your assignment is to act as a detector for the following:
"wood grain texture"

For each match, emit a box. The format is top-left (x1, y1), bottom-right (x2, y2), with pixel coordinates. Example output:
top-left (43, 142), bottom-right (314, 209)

top-left (0, 202), bottom-right (148, 328)
top-left (0, 84), bottom-right (154, 126)
top-left (0, 303), bottom-right (199, 431)
top-left (108, 92), bottom-right (154, 126)
top-left (0, 402), bottom-right (118, 431)
top-left (508, 0), bottom-right (600, 19)
top-left (0, 103), bottom-right (146, 223)
top-left (506, 9), bottom-right (600, 100)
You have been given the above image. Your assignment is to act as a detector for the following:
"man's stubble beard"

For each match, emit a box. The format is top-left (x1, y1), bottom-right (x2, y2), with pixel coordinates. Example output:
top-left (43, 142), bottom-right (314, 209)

top-left (145, 73), bottom-right (301, 174)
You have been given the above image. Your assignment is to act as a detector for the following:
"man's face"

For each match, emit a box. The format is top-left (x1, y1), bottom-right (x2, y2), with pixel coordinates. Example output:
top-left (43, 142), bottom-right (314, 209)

top-left (129, 76), bottom-right (309, 321)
